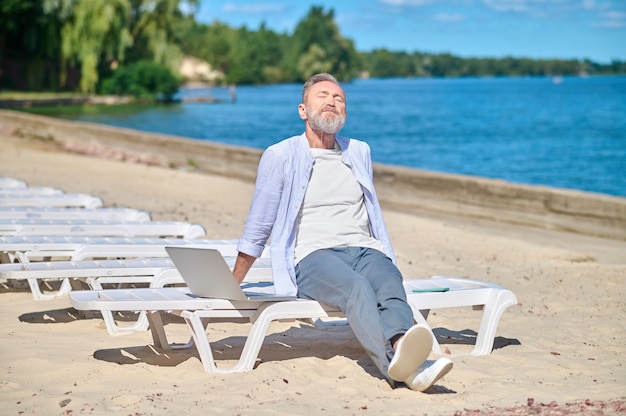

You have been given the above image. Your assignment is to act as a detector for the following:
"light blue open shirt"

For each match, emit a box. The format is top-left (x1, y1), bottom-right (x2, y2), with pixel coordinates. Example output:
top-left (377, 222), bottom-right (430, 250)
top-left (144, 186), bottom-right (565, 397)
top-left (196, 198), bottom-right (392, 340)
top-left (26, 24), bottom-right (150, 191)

top-left (236, 133), bottom-right (396, 296)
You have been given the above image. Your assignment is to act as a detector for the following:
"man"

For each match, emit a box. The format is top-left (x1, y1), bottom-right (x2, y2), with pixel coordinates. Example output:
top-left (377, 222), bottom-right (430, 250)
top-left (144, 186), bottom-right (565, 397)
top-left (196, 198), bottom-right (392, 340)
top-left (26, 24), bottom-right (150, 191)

top-left (233, 73), bottom-right (453, 391)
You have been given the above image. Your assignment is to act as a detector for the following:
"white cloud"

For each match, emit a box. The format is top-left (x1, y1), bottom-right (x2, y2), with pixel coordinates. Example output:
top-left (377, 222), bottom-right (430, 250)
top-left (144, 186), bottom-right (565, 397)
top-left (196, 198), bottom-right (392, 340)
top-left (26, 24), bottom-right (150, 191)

top-left (379, 0), bottom-right (437, 6)
top-left (483, 0), bottom-right (531, 12)
top-left (433, 13), bottom-right (465, 22)
top-left (580, 0), bottom-right (613, 12)
top-left (483, 0), bottom-right (596, 13)
top-left (582, 0), bottom-right (596, 10)
top-left (596, 10), bottom-right (626, 27)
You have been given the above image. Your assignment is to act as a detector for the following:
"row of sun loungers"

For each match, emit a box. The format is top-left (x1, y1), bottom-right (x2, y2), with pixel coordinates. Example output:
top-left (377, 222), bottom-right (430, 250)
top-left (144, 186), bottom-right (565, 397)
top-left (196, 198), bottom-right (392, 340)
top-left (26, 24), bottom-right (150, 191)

top-left (0, 175), bottom-right (518, 374)
top-left (0, 192), bottom-right (105, 208)
top-left (0, 177), bottom-right (28, 189)
top-left (0, 236), bottom-right (242, 261)
top-left (1, 242), bottom-right (273, 296)
top-left (0, 186), bottom-right (64, 196)
top-left (0, 219), bottom-right (206, 238)
top-left (0, 207), bottom-right (152, 221)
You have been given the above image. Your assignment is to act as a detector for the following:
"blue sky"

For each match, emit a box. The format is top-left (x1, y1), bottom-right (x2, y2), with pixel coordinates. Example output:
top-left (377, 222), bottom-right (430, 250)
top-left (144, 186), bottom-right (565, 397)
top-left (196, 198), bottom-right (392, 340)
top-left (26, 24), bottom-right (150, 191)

top-left (194, 0), bottom-right (625, 64)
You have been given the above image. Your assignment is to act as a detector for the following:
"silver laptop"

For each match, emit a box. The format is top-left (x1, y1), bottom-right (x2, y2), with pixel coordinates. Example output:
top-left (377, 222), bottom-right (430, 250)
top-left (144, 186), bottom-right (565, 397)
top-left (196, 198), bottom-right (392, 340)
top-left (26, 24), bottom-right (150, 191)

top-left (165, 246), bottom-right (295, 302)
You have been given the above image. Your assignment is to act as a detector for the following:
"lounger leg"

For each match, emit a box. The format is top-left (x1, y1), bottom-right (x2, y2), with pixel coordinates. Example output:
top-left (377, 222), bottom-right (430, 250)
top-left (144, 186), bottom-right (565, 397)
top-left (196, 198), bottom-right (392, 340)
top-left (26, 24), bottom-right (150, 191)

top-left (98, 310), bottom-right (149, 336)
top-left (148, 311), bottom-right (171, 350)
top-left (12, 253), bottom-right (73, 300)
top-left (26, 277), bottom-right (72, 300)
top-left (182, 301), bottom-right (330, 374)
top-left (181, 309), bottom-right (266, 374)
top-left (180, 308), bottom-right (266, 374)
top-left (83, 277), bottom-right (150, 335)
top-left (0, 251), bottom-right (12, 263)
top-left (144, 310), bottom-right (195, 350)
top-left (181, 310), bottom-right (221, 372)
top-left (468, 289), bottom-right (518, 356)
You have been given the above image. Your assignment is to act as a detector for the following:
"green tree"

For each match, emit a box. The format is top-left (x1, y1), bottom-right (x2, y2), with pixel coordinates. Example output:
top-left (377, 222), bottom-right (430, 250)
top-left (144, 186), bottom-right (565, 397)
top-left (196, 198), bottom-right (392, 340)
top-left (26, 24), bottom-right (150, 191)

top-left (57, 0), bottom-right (196, 93)
top-left (0, 0), bottom-right (66, 90)
top-left (255, 23), bottom-right (286, 83)
top-left (100, 60), bottom-right (178, 100)
top-left (290, 6), bottom-right (360, 82)
top-left (296, 44), bottom-right (333, 80)
top-left (128, 0), bottom-right (198, 74)
top-left (60, 0), bottom-right (133, 93)
top-left (226, 27), bottom-right (261, 84)
top-left (175, 17), bottom-right (208, 59)
top-left (202, 22), bottom-right (234, 72)
top-left (3, 1), bottom-right (624, 93)
top-left (363, 49), bottom-right (416, 78)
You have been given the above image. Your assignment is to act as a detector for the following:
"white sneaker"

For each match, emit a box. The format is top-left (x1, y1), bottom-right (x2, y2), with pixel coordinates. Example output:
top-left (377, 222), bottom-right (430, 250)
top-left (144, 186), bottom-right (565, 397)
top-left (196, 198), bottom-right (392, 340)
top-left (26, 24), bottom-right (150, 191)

top-left (387, 324), bottom-right (433, 382)
top-left (405, 357), bottom-right (453, 392)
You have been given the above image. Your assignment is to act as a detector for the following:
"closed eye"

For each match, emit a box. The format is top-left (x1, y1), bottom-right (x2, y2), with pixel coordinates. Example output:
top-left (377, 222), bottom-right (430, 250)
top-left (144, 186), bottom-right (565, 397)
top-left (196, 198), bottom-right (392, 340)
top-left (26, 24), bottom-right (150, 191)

top-left (316, 91), bottom-right (345, 102)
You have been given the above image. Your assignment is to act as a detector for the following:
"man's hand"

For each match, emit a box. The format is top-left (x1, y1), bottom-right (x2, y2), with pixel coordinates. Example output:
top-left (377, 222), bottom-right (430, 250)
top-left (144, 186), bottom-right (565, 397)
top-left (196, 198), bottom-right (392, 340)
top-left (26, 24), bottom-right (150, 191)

top-left (232, 252), bottom-right (257, 283)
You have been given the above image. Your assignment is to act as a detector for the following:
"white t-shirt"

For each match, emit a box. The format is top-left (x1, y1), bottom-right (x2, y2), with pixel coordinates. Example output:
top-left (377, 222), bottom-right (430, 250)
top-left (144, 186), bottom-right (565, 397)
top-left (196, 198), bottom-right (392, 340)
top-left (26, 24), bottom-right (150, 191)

top-left (294, 147), bottom-right (384, 264)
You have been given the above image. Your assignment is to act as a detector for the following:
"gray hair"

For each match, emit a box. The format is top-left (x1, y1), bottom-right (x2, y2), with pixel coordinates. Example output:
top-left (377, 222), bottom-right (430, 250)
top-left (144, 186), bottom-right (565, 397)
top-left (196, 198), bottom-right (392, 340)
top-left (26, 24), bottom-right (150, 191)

top-left (302, 73), bottom-right (339, 102)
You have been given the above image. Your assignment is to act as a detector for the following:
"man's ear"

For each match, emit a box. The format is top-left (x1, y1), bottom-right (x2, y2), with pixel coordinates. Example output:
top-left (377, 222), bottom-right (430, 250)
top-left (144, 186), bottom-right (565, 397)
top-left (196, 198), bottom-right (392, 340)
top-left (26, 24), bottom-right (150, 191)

top-left (297, 103), bottom-right (307, 120)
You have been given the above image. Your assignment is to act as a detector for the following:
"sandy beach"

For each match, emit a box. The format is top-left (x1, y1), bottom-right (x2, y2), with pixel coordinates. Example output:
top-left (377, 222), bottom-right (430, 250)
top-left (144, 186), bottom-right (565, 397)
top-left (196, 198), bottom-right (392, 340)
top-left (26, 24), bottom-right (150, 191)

top-left (1, 120), bottom-right (625, 415)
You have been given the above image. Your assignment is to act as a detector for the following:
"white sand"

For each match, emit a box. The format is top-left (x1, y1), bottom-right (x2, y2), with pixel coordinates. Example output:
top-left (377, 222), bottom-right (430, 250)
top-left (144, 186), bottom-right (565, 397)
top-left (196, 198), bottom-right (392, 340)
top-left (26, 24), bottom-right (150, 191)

top-left (1, 133), bottom-right (625, 415)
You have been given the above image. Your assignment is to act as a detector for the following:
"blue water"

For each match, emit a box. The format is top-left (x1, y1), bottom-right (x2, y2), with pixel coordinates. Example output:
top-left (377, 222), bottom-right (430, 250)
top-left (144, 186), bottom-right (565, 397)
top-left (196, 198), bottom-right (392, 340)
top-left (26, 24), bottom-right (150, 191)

top-left (58, 76), bottom-right (626, 197)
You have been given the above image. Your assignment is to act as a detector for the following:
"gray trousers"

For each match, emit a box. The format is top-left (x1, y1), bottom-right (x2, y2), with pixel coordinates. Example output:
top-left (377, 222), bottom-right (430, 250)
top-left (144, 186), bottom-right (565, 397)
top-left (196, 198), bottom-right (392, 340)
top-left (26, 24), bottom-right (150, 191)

top-left (295, 247), bottom-right (415, 380)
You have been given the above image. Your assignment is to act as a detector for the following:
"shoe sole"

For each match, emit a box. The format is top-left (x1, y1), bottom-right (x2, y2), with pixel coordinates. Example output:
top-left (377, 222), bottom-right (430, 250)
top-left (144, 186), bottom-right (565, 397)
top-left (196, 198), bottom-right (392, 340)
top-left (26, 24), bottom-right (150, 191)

top-left (409, 358), bottom-right (453, 392)
top-left (388, 324), bottom-right (433, 382)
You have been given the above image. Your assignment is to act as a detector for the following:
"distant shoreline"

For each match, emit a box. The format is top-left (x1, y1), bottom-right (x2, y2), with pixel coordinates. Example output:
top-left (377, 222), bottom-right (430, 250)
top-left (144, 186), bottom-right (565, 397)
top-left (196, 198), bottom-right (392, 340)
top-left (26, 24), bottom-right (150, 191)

top-left (0, 95), bottom-right (133, 109)
top-left (1, 108), bottom-right (625, 241)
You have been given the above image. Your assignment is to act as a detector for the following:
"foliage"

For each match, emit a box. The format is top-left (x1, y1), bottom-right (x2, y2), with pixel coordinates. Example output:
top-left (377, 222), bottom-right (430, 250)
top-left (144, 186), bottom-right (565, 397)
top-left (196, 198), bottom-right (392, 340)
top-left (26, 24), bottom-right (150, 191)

top-left (1, 0), bottom-right (195, 92)
top-left (360, 49), bottom-right (625, 78)
top-left (289, 6), bottom-right (360, 82)
top-left (225, 23), bottom-right (288, 85)
top-left (1, 3), bottom-right (624, 94)
top-left (173, 6), bottom-right (362, 85)
top-left (0, 0), bottom-right (66, 90)
top-left (59, 0), bottom-right (133, 93)
top-left (126, 0), bottom-right (197, 74)
top-left (100, 60), bottom-right (179, 101)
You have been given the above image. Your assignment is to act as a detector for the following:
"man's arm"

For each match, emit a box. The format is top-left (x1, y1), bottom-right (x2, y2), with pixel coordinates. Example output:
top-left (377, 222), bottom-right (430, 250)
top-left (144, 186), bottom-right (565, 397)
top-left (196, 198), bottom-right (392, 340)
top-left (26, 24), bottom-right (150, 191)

top-left (232, 252), bottom-right (257, 284)
top-left (234, 147), bottom-right (284, 283)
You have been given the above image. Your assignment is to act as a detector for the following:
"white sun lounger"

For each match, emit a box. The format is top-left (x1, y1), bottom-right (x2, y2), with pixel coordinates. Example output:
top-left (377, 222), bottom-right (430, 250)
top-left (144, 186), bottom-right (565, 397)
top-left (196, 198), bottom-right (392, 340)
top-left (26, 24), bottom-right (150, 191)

top-left (0, 236), bottom-right (240, 262)
top-left (67, 242), bottom-right (246, 261)
top-left (0, 193), bottom-right (104, 208)
top-left (2, 255), bottom-right (273, 334)
top-left (69, 276), bottom-right (517, 373)
top-left (0, 258), bottom-right (178, 300)
top-left (0, 187), bottom-right (64, 196)
top-left (0, 240), bottom-right (269, 299)
top-left (0, 177), bottom-right (28, 189)
top-left (83, 262), bottom-right (273, 336)
top-left (0, 207), bottom-right (152, 221)
top-left (0, 236), bottom-right (241, 263)
top-left (0, 239), bottom-right (271, 300)
top-left (0, 219), bottom-right (206, 238)
top-left (402, 277), bottom-right (518, 356)
top-left (0, 257), bottom-right (177, 298)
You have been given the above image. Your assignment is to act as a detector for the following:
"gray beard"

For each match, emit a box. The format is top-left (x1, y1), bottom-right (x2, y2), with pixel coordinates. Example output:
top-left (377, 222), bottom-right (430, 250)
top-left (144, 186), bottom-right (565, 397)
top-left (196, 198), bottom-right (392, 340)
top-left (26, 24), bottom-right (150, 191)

top-left (306, 107), bottom-right (346, 134)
